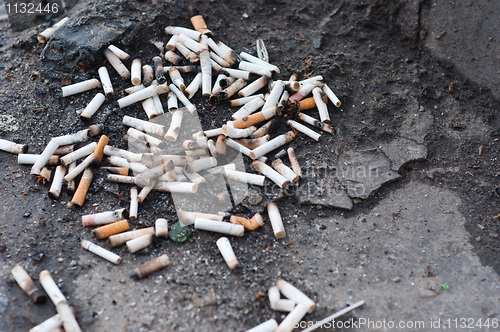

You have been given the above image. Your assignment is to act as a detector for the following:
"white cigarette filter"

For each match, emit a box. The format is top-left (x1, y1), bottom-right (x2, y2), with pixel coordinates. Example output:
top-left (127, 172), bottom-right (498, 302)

top-left (224, 138), bottom-right (266, 162)
top-left (203, 128), bottom-right (223, 137)
top-left (272, 158), bottom-right (300, 184)
top-left (109, 227), bottom-right (155, 247)
top-left (297, 112), bottom-right (334, 134)
top-left (37, 17), bottom-right (69, 43)
top-left (129, 187), bottom-right (139, 219)
top-left (63, 153), bottom-right (93, 182)
top-left (106, 174), bottom-right (152, 187)
top-left (29, 314), bottom-right (63, 332)
top-left (276, 279), bottom-right (315, 313)
top-left (48, 166), bottom-right (66, 200)
top-left (154, 181), bottom-right (198, 193)
top-left (238, 61), bottom-right (272, 77)
top-left (276, 304), bottom-right (309, 332)
top-left (117, 84), bottom-right (169, 108)
top-left (322, 84), bottom-right (341, 107)
top-left (210, 51), bottom-right (230, 67)
top-left (165, 26), bottom-right (201, 41)
top-left (166, 35), bottom-right (178, 51)
top-left (60, 142), bottom-right (97, 166)
top-left (216, 237), bottom-right (239, 270)
top-left (104, 49), bottom-right (130, 79)
top-left (167, 91), bottom-right (179, 111)
top-left (11, 265), bottom-right (47, 304)
top-left (238, 76), bottom-right (270, 97)
top-left (222, 123), bottom-right (257, 138)
top-left (178, 211), bottom-right (223, 226)
top-left (287, 148), bottom-right (302, 178)
top-left (107, 156), bottom-right (148, 173)
top-left (31, 140), bottom-right (59, 175)
top-left (169, 84), bottom-right (196, 114)
top-left (18, 154), bottom-right (59, 165)
top-left (249, 131), bottom-right (297, 160)
top-left (239, 52), bottom-right (280, 74)
top-left (287, 120), bottom-right (321, 141)
top-left (142, 65), bottom-right (154, 86)
top-left (0, 138), bottom-right (28, 154)
top-left (262, 80), bottom-right (284, 111)
top-left (184, 72), bottom-right (202, 99)
top-left (232, 97), bottom-right (265, 120)
top-left (164, 109), bottom-right (184, 141)
top-left (268, 286), bottom-right (296, 312)
top-left (195, 219), bottom-right (245, 237)
top-left (312, 87), bottom-right (330, 123)
top-left (184, 157), bottom-right (217, 173)
top-left (176, 42), bottom-right (200, 63)
top-left (53, 129), bottom-right (91, 145)
top-left (61, 78), bottom-right (102, 97)
top-left (165, 50), bottom-right (183, 65)
top-left (222, 169), bottom-right (265, 186)
top-left (219, 78), bottom-right (248, 100)
top-left (81, 240), bottom-right (122, 264)
top-left (200, 49), bottom-right (212, 96)
top-left (126, 234), bottom-right (154, 253)
top-left (169, 67), bottom-right (186, 91)
top-left (155, 218), bottom-right (169, 237)
top-left (228, 94), bottom-right (265, 107)
top-left (141, 97), bottom-right (160, 120)
top-left (98, 66), bottom-right (113, 95)
top-left (81, 208), bottom-right (127, 227)
top-left (80, 93), bottom-right (106, 119)
top-left (267, 203), bottom-right (286, 238)
top-left (131, 59), bottom-right (142, 86)
top-left (122, 116), bottom-right (165, 137)
top-left (107, 45), bottom-right (130, 61)
top-left (245, 319), bottom-right (279, 332)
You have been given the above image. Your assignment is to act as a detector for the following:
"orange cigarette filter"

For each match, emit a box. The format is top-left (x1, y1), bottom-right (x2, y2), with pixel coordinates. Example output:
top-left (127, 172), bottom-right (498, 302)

top-left (91, 135), bottom-right (109, 164)
top-left (93, 219), bottom-right (129, 240)
top-left (216, 135), bottom-right (227, 155)
top-left (190, 15), bottom-right (212, 35)
top-left (233, 112), bottom-right (266, 129)
top-left (101, 166), bottom-right (129, 176)
top-left (299, 95), bottom-right (328, 111)
top-left (230, 213), bottom-right (264, 231)
top-left (71, 169), bottom-right (93, 207)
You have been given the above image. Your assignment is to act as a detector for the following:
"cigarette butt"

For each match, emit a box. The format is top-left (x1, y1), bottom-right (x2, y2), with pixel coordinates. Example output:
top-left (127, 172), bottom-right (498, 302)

top-left (287, 148), bottom-right (302, 178)
top-left (108, 45), bottom-right (130, 61)
top-left (244, 319), bottom-right (278, 332)
top-left (104, 49), bottom-right (130, 80)
top-left (93, 219), bottom-right (129, 240)
top-left (276, 279), bottom-right (315, 313)
top-left (153, 56), bottom-right (166, 84)
top-left (275, 304), bottom-right (309, 332)
top-left (155, 218), bottom-right (169, 237)
top-left (88, 124), bottom-right (103, 137)
top-left (70, 169), bottom-right (93, 207)
top-left (216, 237), bottom-right (239, 270)
top-left (233, 107), bottom-right (278, 129)
top-left (82, 208), bottom-right (127, 227)
top-left (37, 17), bottom-right (69, 43)
top-left (90, 135), bottom-right (109, 164)
top-left (29, 313), bottom-right (63, 332)
top-left (248, 119), bottom-right (277, 139)
top-left (101, 166), bottom-right (129, 176)
top-left (287, 120), bottom-right (321, 141)
top-left (67, 161), bottom-right (76, 193)
top-left (249, 131), bottom-right (297, 160)
top-left (81, 240), bottom-right (122, 264)
top-left (11, 265), bottom-right (47, 304)
top-left (98, 66), bottom-right (114, 96)
top-left (312, 87), bottom-right (330, 123)
top-left (234, 136), bottom-right (270, 150)
top-left (142, 65), bottom-right (154, 87)
top-left (53, 145), bottom-right (74, 155)
top-left (126, 234), bottom-right (153, 253)
top-left (17, 154), bottom-right (59, 165)
top-left (272, 158), bottom-right (300, 184)
top-left (215, 135), bottom-right (227, 155)
top-left (129, 187), bottom-right (138, 220)
top-left (194, 218), bottom-right (245, 237)
top-left (48, 165), bottom-right (66, 200)
top-left (37, 167), bottom-right (52, 184)
top-left (130, 254), bottom-right (170, 279)
top-left (109, 227), bottom-right (155, 247)
top-left (166, 35), bottom-right (178, 51)
top-left (190, 15), bottom-right (212, 35)
top-left (297, 112), bottom-right (335, 134)
top-left (267, 203), bottom-right (285, 239)
top-left (299, 95), bottom-right (327, 111)
top-left (178, 211), bottom-right (223, 226)
top-left (61, 78), bottom-right (102, 97)
top-left (230, 213), bottom-right (264, 230)
top-left (268, 286), bottom-right (296, 312)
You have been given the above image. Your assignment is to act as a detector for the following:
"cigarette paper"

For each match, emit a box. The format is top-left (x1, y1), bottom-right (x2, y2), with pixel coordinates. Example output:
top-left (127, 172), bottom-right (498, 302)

top-left (166, 35), bottom-right (178, 51)
top-left (107, 45), bottom-right (130, 61)
top-left (182, 171), bottom-right (206, 185)
top-left (200, 49), bottom-right (212, 97)
top-left (287, 120), bottom-right (321, 141)
top-left (207, 139), bottom-right (218, 157)
top-left (80, 93), bottom-right (105, 120)
top-left (48, 166), bottom-right (66, 200)
top-left (214, 135), bottom-right (226, 155)
top-left (137, 180), bottom-right (156, 203)
top-left (244, 319), bottom-right (279, 332)
top-left (129, 187), bottom-right (138, 220)
top-left (61, 78), bottom-right (102, 97)
top-left (106, 174), bottom-right (152, 187)
top-left (287, 148), bottom-right (302, 178)
top-left (238, 76), bottom-right (270, 97)
top-left (142, 154), bottom-right (193, 167)
top-left (217, 41), bottom-right (238, 63)
top-left (299, 75), bottom-right (323, 85)
top-left (194, 219), bottom-right (245, 237)
top-left (131, 59), bottom-right (142, 86)
top-left (117, 85), bottom-right (167, 108)
top-left (228, 94), bottom-right (265, 107)
top-left (312, 87), bottom-right (330, 123)
top-left (123, 116), bottom-right (165, 137)
top-left (127, 127), bottom-right (163, 147)
top-left (238, 61), bottom-right (272, 77)
top-left (101, 166), bottom-right (129, 176)
top-left (152, 56), bottom-right (166, 84)
top-left (165, 51), bottom-right (183, 65)
top-left (216, 237), bottom-right (239, 270)
top-left (154, 181), bottom-right (198, 193)
top-left (176, 42), bottom-right (200, 63)
top-left (239, 51), bottom-right (280, 74)
top-left (289, 82), bottom-right (322, 102)
top-left (37, 17), bottom-right (69, 43)
top-left (29, 314), bottom-right (63, 332)
top-left (142, 65), bottom-right (154, 87)
top-left (137, 161), bottom-right (174, 182)
top-left (223, 169), bottom-right (265, 186)
top-left (70, 168), bottom-right (93, 207)
top-left (53, 129), bottom-right (89, 147)
top-left (130, 254), bottom-right (171, 279)
top-left (82, 208), bottom-right (127, 227)
top-left (177, 34), bottom-right (203, 53)
top-left (272, 80), bottom-right (300, 93)
top-left (164, 109), bottom-right (184, 141)
top-left (53, 144), bottom-right (73, 155)
top-left (206, 38), bottom-right (233, 65)
top-left (126, 234), bottom-right (153, 253)
top-left (81, 240), bottom-right (122, 264)
top-left (184, 72), bottom-right (202, 99)
top-left (230, 213), bottom-right (264, 230)
top-left (155, 218), bottom-right (169, 237)
top-left (209, 74), bottom-right (227, 103)
top-left (63, 153), bottom-right (93, 182)
top-left (18, 154), bottom-right (59, 165)
top-left (36, 167), bottom-right (52, 184)
top-left (169, 84), bottom-right (196, 114)
top-left (222, 123), bottom-right (257, 138)
top-left (233, 106), bottom-right (278, 129)
top-left (88, 124), bottom-right (103, 137)
top-left (232, 97), bottom-right (265, 120)
top-left (219, 78), bottom-right (247, 100)
top-left (234, 136), bottom-right (270, 150)
top-left (0, 138), bottom-right (28, 155)
top-left (210, 51), bottom-right (230, 67)
top-left (93, 219), bottom-right (129, 240)
top-left (267, 203), bottom-right (285, 238)
top-left (39, 270), bottom-right (82, 332)
top-left (184, 157), bottom-right (217, 173)
top-left (249, 131), bottom-right (297, 159)
top-left (225, 138), bottom-right (266, 162)
top-left (11, 265), bottom-right (47, 303)
top-left (165, 26), bottom-right (201, 41)
top-left (141, 97), bottom-right (160, 120)
top-left (278, 90), bottom-right (289, 111)
top-left (272, 158), bottom-right (300, 184)
top-left (190, 15), bottom-right (212, 35)
top-left (167, 91), bottom-right (178, 111)
top-left (104, 49), bottom-right (130, 80)
top-left (220, 68), bottom-right (250, 80)
top-left (268, 286), bottom-right (296, 312)
top-left (61, 143), bottom-right (99, 165)
top-left (297, 113), bottom-right (334, 134)
top-left (253, 161), bottom-right (289, 189)
top-left (168, 67), bottom-right (186, 91)
top-left (67, 162), bottom-right (76, 193)
top-left (275, 304), bottom-right (309, 332)
top-left (109, 227), bottom-right (155, 247)
top-left (178, 211), bottom-right (224, 226)
top-left (98, 67), bottom-right (113, 95)
top-left (103, 146), bottom-right (141, 162)
top-left (276, 279), bottom-right (315, 313)
top-left (262, 80), bottom-right (284, 111)
top-left (90, 135), bottom-right (109, 164)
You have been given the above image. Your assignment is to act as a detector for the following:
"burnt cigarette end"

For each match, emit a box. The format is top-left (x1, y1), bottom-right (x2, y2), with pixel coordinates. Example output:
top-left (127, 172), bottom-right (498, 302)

top-left (88, 124), bottom-right (104, 137)
top-left (153, 56), bottom-right (166, 84)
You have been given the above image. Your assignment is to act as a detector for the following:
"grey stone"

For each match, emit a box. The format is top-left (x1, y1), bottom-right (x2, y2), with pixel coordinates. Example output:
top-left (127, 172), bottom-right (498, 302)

top-left (379, 137), bottom-right (428, 171)
top-left (398, 95), bottom-right (433, 143)
top-left (0, 295), bottom-right (8, 314)
top-left (296, 175), bottom-right (353, 210)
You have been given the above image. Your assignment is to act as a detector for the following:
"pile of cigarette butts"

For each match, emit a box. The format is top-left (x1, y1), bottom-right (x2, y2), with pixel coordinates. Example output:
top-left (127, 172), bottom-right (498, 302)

top-left (2, 15), bottom-right (366, 332)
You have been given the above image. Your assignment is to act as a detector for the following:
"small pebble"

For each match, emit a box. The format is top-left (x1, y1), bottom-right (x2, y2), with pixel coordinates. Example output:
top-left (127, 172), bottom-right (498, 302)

top-left (23, 211), bottom-right (31, 218)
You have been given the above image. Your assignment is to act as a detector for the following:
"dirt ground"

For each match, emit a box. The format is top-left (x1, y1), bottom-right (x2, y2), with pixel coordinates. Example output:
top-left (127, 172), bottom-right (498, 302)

top-left (0, 0), bottom-right (500, 331)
